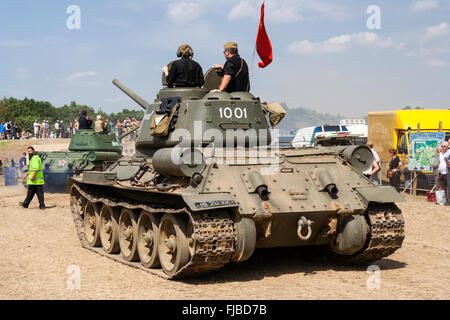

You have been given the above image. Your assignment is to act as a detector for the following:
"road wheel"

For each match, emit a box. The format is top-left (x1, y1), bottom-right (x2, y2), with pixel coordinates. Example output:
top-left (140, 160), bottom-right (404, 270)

top-left (158, 214), bottom-right (190, 277)
top-left (83, 201), bottom-right (102, 247)
top-left (137, 211), bottom-right (160, 268)
top-left (100, 205), bottom-right (120, 254)
top-left (118, 208), bottom-right (139, 262)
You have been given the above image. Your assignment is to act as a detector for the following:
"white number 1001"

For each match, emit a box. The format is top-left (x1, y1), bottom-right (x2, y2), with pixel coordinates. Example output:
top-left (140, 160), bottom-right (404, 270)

top-left (219, 107), bottom-right (248, 119)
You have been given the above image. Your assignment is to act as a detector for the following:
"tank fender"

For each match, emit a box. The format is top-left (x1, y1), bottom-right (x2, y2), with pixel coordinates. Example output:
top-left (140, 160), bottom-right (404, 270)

top-left (182, 193), bottom-right (238, 212)
top-left (331, 214), bottom-right (369, 255)
top-left (355, 186), bottom-right (405, 205)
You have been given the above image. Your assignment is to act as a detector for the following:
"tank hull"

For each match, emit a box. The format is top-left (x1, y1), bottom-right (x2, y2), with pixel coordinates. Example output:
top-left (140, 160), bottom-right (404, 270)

top-left (70, 146), bottom-right (405, 279)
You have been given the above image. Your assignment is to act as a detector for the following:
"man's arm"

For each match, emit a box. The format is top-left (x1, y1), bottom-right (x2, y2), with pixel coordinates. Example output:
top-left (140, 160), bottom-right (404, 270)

top-left (166, 63), bottom-right (177, 87)
top-left (218, 75), bottom-right (231, 91)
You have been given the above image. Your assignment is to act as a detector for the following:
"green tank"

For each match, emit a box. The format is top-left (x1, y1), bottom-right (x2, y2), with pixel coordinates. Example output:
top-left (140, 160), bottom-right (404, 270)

top-left (69, 75), bottom-right (405, 279)
top-left (31, 129), bottom-right (137, 193)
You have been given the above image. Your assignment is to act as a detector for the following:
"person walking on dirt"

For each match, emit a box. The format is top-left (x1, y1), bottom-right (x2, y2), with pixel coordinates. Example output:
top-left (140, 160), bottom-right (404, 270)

top-left (19, 146), bottom-right (46, 210)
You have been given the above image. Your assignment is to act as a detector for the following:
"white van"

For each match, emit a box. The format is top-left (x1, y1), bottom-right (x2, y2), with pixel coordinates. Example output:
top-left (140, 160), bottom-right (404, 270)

top-left (292, 125), bottom-right (348, 147)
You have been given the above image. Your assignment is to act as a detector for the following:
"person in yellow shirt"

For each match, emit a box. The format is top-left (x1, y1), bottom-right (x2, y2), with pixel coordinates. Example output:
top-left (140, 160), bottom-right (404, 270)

top-left (19, 146), bottom-right (46, 210)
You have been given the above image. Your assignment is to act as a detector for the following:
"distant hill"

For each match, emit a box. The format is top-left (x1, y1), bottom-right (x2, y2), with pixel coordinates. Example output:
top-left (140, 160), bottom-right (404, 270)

top-left (276, 103), bottom-right (348, 135)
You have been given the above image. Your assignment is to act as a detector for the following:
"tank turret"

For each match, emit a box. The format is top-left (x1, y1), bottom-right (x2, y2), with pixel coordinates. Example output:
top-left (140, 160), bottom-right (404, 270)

top-left (112, 78), bottom-right (271, 157)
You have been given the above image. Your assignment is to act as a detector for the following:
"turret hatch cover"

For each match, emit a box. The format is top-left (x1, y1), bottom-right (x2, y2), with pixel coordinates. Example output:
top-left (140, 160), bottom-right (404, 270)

top-left (203, 67), bottom-right (223, 90)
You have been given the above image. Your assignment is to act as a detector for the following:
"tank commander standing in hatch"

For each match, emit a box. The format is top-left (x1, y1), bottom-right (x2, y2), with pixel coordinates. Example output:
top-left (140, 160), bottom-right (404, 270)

top-left (162, 44), bottom-right (204, 88)
top-left (211, 41), bottom-right (250, 93)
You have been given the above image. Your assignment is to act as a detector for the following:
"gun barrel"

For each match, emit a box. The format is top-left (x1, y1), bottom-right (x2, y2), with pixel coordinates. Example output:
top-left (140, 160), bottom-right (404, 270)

top-left (112, 78), bottom-right (149, 111)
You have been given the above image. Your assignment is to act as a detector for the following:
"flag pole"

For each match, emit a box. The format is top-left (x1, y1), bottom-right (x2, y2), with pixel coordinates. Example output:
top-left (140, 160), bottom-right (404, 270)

top-left (251, 0), bottom-right (264, 75)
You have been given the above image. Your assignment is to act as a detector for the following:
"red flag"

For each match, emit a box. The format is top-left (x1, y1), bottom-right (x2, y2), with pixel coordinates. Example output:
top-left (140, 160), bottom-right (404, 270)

top-left (256, 2), bottom-right (272, 68)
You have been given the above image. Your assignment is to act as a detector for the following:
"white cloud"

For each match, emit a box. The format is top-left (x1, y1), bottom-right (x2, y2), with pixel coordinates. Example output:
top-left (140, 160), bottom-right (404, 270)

top-left (228, 1), bottom-right (257, 21)
top-left (227, 0), bottom-right (348, 24)
top-left (410, 0), bottom-right (439, 13)
top-left (268, 3), bottom-right (303, 24)
top-left (425, 22), bottom-right (449, 39)
top-left (287, 32), bottom-right (394, 55)
top-left (427, 58), bottom-right (449, 67)
top-left (68, 72), bottom-right (96, 80)
top-left (167, 1), bottom-right (203, 24)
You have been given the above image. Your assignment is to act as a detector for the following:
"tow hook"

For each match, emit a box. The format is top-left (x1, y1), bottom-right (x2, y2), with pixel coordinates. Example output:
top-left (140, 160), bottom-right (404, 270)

top-left (297, 216), bottom-right (313, 240)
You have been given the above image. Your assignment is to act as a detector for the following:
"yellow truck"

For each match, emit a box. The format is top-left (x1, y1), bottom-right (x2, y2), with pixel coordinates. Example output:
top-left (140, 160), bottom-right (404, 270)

top-left (368, 109), bottom-right (450, 190)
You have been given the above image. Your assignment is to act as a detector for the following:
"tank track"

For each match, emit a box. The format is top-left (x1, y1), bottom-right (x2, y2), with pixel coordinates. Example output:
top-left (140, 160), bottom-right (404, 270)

top-left (70, 183), bottom-right (235, 279)
top-left (348, 203), bottom-right (405, 263)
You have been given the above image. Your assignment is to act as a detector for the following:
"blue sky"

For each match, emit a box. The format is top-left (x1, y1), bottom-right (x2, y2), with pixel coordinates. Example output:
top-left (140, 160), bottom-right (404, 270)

top-left (1, 0), bottom-right (449, 116)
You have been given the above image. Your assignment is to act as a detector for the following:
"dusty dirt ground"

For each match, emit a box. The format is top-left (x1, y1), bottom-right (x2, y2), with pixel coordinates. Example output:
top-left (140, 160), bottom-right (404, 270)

top-left (1, 186), bottom-right (449, 300)
top-left (0, 141), bottom-right (449, 300)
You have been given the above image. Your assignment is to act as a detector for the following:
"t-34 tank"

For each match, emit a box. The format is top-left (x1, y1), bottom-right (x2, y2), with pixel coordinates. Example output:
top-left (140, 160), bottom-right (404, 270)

top-left (34, 129), bottom-right (137, 192)
top-left (69, 75), bottom-right (405, 279)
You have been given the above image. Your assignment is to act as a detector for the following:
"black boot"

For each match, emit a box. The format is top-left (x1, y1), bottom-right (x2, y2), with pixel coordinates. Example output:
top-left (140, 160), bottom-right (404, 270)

top-left (19, 201), bottom-right (28, 208)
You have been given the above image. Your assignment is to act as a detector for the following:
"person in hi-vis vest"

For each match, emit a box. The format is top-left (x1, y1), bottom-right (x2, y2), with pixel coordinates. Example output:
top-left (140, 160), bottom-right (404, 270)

top-left (19, 146), bottom-right (46, 210)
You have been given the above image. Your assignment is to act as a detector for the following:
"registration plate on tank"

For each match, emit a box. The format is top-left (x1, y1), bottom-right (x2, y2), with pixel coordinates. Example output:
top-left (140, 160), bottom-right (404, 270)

top-left (194, 200), bottom-right (237, 209)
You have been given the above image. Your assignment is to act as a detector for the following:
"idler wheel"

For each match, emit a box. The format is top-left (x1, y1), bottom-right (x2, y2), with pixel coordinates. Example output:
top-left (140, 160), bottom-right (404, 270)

top-left (118, 208), bottom-right (140, 262)
top-left (158, 214), bottom-right (190, 276)
top-left (137, 211), bottom-right (160, 268)
top-left (83, 201), bottom-right (102, 247)
top-left (100, 205), bottom-right (120, 254)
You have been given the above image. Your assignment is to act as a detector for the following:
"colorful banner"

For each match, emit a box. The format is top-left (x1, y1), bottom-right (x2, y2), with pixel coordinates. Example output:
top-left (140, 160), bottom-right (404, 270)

top-left (408, 132), bottom-right (445, 172)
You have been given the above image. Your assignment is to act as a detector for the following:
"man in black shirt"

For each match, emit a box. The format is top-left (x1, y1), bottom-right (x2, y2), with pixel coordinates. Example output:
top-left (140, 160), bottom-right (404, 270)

top-left (211, 41), bottom-right (250, 93)
top-left (163, 44), bottom-right (204, 88)
top-left (78, 110), bottom-right (93, 129)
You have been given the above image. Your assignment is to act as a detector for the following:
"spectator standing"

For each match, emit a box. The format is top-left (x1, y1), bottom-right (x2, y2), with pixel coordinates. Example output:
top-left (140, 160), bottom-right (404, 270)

top-left (33, 120), bottom-right (40, 139)
top-left (0, 122), bottom-right (4, 140)
top-left (69, 120), bottom-right (74, 137)
top-left (366, 142), bottom-right (381, 185)
top-left (444, 139), bottom-right (450, 206)
top-left (19, 152), bottom-right (27, 173)
top-left (115, 120), bottom-right (123, 136)
top-left (41, 120), bottom-right (47, 139)
top-left (436, 141), bottom-right (448, 204)
top-left (11, 122), bottom-right (18, 140)
top-left (45, 120), bottom-right (50, 138)
top-left (79, 110), bottom-right (92, 129)
top-left (54, 120), bottom-right (60, 137)
top-left (5, 121), bottom-right (12, 140)
top-left (59, 121), bottom-right (65, 138)
top-left (388, 148), bottom-right (402, 192)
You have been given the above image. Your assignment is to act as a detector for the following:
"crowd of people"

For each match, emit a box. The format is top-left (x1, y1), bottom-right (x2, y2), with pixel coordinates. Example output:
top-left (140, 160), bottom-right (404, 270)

top-left (0, 116), bottom-right (141, 141)
top-left (365, 139), bottom-right (450, 205)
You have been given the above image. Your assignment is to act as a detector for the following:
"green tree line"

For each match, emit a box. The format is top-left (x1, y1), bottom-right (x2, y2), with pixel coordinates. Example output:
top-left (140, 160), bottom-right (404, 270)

top-left (0, 97), bottom-right (144, 132)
